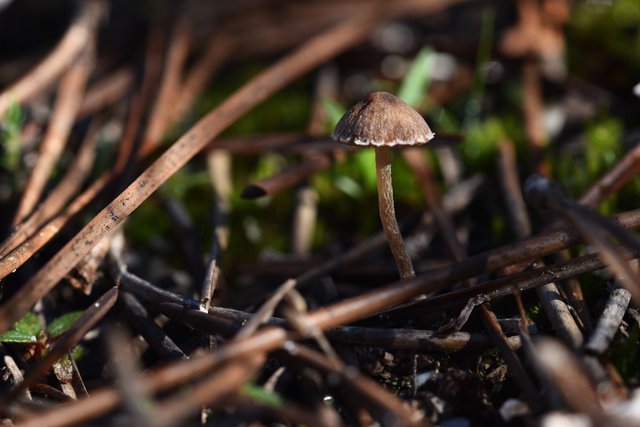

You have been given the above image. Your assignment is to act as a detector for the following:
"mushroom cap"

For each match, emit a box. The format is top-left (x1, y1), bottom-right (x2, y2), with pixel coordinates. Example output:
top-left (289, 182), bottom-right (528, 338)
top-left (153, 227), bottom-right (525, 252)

top-left (332, 91), bottom-right (435, 147)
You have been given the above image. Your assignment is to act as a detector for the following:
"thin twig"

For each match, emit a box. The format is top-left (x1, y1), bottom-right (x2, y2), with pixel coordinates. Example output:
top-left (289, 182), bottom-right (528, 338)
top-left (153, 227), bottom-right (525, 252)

top-left (105, 326), bottom-right (155, 427)
top-left (0, 1), bottom-right (106, 117)
top-left (67, 352), bottom-right (88, 399)
top-left (140, 13), bottom-right (192, 155)
top-left (200, 223), bottom-right (221, 312)
top-left (119, 292), bottom-right (187, 361)
top-left (206, 153), bottom-right (232, 250)
top-left (13, 44), bottom-right (95, 225)
top-left (0, 172), bottom-right (112, 280)
top-left (292, 187), bottom-right (319, 256)
top-left (241, 154), bottom-right (332, 199)
top-left (496, 140), bottom-right (532, 238)
top-left (67, 235), bottom-right (111, 295)
top-left (328, 326), bottom-right (521, 352)
top-left (172, 38), bottom-right (232, 125)
top-left (0, 121), bottom-right (100, 259)
top-left (3, 356), bottom-right (30, 400)
top-left (584, 285), bottom-right (631, 356)
top-left (580, 142), bottom-right (640, 209)
top-left (534, 338), bottom-right (603, 420)
top-left (78, 67), bottom-right (134, 118)
top-left (282, 290), bottom-right (339, 362)
top-left (536, 280), bottom-right (584, 348)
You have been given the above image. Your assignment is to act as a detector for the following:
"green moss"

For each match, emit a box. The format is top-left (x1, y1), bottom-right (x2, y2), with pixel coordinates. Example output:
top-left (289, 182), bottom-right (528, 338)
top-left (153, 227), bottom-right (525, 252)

top-left (459, 117), bottom-right (513, 171)
top-left (552, 117), bottom-right (622, 214)
top-left (570, 0), bottom-right (640, 73)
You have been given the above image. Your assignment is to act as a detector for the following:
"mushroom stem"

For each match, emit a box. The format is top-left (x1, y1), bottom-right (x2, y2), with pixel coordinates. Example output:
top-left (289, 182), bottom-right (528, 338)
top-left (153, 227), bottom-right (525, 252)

top-left (374, 146), bottom-right (415, 279)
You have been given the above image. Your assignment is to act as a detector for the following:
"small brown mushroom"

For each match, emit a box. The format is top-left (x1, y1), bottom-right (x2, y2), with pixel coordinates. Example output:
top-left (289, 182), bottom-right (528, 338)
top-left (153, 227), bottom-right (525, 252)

top-left (332, 91), bottom-right (434, 279)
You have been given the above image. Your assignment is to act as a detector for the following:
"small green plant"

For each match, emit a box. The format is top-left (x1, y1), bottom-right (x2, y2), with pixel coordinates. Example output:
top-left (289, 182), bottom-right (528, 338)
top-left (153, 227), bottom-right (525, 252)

top-left (0, 309), bottom-right (84, 350)
top-left (0, 310), bottom-right (86, 390)
top-left (0, 312), bottom-right (41, 345)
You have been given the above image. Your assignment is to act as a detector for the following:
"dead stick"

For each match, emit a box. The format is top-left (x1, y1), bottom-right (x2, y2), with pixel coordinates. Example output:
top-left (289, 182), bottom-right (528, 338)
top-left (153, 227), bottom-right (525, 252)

top-left (0, 1), bottom-right (105, 117)
top-left (0, 172), bottom-right (111, 280)
top-left (140, 13), bottom-right (192, 155)
top-left (78, 67), bottom-right (134, 118)
top-left (119, 292), bottom-right (187, 361)
top-left (113, 16), bottom-right (168, 173)
top-left (0, 122), bottom-right (100, 258)
top-left (584, 286), bottom-right (631, 356)
top-left (13, 46), bottom-right (95, 225)
top-left (241, 154), bottom-right (332, 199)
top-left (172, 38), bottom-right (231, 126)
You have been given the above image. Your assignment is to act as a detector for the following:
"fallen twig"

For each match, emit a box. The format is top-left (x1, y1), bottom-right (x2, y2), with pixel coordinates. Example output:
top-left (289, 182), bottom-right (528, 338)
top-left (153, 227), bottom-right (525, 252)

top-left (0, 121), bottom-right (100, 260)
top-left (13, 44), bottom-right (96, 225)
top-left (584, 285), bottom-right (631, 356)
top-left (0, 1), bottom-right (106, 117)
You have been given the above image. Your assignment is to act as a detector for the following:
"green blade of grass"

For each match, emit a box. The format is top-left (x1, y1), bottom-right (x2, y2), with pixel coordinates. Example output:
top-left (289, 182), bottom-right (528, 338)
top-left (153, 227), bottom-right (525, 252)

top-left (397, 46), bottom-right (435, 108)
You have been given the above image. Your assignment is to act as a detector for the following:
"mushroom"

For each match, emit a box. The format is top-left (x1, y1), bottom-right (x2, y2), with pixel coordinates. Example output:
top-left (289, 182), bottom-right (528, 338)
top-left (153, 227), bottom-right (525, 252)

top-left (332, 91), bottom-right (434, 279)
